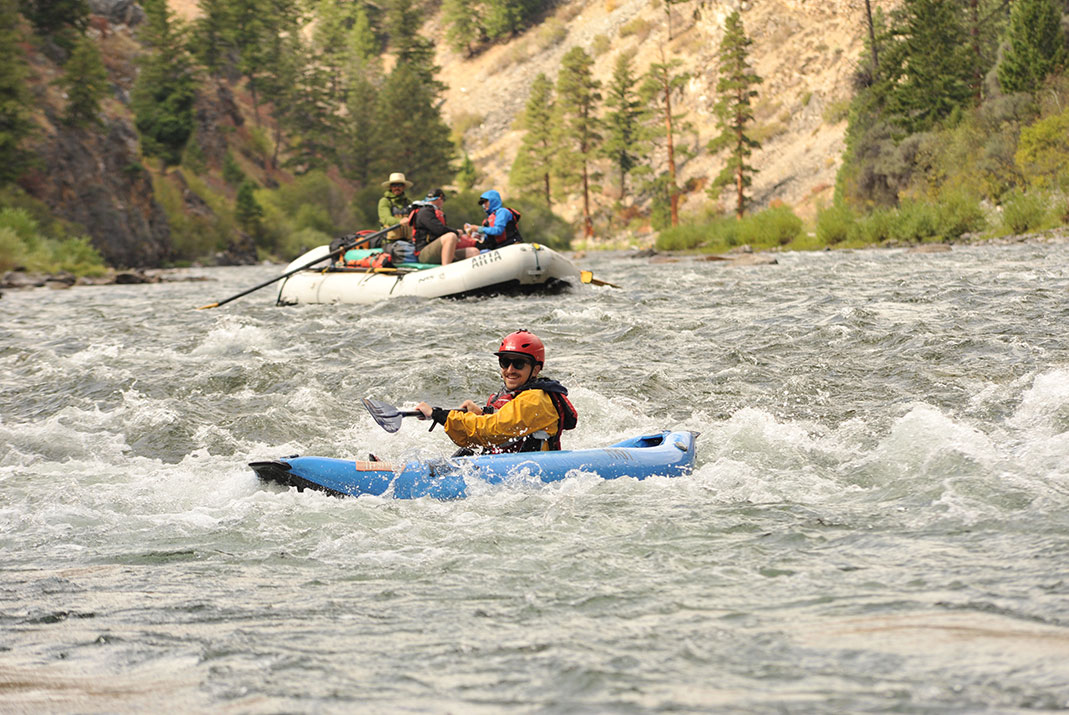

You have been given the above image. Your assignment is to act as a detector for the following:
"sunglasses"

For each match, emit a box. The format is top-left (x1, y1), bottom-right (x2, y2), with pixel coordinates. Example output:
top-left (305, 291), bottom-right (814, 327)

top-left (498, 356), bottom-right (532, 370)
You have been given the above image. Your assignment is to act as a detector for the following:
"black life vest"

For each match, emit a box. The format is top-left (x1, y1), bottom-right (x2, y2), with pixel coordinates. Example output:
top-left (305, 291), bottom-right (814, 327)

top-left (482, 207), bottom-right (523, 248)
top-left (484, 377), bottom-right (577, 452)
top-left (409, 202), bottom-right (449, 252)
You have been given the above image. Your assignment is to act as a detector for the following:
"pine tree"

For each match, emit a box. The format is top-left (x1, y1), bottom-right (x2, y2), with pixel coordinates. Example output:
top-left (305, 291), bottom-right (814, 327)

top-left (641, 48), bottom-right (689, 225)
top-left (0, 0), bottom-right (34, 185)
top-left (192, 0), bottom-right (232, 78)
top-left (312, 0), bottom-right (351, 103)
top-left (708, 10), bottom-right (761, 219)
top-left (18, 0), bottom-right (87, 38)
top-left (340, 6), bottom-right (382, 186)
top-left (883, 0), bottom-right (973, 133)
top-left (555, 46), bottom-right (601, 237)
top-left (58, 35), bottom-right (109, 127)
top-left (509, 73), bottom-right (556, 207)
top-left (277, 39), bottom-right (341, 174)
top-left (372, 62), bottom-right (455, 189)
top-left (998, 0), bottom-right (1066, 94)
top-left (132, 0), bottom-right (196, 167)
top-left (442, 0), bottom-right (484, 56)
top-left (229, 0), bottom-right (271, 124)
top-left (456, 153), bottom-right (477, 190)
top-left (602, 52), bottom-right (647, 202)
top-left (387, 0), bottom-right (439, 88)
top-left (235, 179), bottom-right (263, 236)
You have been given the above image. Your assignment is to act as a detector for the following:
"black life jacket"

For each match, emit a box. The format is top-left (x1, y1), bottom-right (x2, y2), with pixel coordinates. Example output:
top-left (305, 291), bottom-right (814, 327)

top-left (409, 202), bottom-right (449, 252)
top-left (484, 377), bottom-right (577, 452)
top-left (481, 207), bottom-right (523, 248)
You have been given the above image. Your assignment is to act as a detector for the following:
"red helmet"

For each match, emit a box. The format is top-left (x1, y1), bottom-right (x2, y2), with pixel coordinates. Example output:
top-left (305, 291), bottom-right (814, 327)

top-left (494, 329), bottom-right (545, 365)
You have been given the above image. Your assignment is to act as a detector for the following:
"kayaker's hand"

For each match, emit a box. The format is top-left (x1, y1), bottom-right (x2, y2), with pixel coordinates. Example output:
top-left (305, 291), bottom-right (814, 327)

top-left (458, 400), bottom-right (483, 416)
top-left (415, 401), bottom-right (432, 419)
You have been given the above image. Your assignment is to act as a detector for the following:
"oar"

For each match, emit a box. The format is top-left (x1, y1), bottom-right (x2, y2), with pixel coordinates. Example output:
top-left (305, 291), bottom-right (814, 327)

top-left (196, 224), bottom-right (401, 310)
top-left (580, 270), bottom-right (621, 289)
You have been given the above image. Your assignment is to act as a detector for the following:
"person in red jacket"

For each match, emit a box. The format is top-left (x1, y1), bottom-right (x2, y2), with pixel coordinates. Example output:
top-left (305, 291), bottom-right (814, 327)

top-left (411, 188), bottom-right (479, 265)
top-left (416, 330), bottom-right (577, 453)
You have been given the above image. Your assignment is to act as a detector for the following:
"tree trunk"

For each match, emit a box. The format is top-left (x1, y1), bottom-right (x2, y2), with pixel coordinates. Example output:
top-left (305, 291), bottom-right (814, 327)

top-left (581, 162), bottom-right (593, 237)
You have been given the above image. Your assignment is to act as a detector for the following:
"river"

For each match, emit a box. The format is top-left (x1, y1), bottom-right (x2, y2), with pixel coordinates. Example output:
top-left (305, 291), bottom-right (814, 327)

top-left (1, 243), bottom-right (1067, 712)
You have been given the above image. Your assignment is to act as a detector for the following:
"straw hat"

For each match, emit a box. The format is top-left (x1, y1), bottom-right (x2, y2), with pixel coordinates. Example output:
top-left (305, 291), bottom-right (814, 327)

top-left (382, 172), bottom-right (413, 189)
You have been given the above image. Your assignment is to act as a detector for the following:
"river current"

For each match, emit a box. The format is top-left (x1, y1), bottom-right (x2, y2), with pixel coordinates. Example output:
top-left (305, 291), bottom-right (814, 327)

top-left (1, 243), bottom-right (1068, 712)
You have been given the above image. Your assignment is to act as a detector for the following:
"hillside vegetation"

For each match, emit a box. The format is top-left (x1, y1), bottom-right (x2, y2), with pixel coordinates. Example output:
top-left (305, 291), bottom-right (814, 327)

top-left (2, 0), bottom-right (1068, 275)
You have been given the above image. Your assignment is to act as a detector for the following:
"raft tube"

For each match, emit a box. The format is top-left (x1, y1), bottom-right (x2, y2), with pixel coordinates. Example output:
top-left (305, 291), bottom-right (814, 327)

top-left (250, 430), bottom-right (698, 500)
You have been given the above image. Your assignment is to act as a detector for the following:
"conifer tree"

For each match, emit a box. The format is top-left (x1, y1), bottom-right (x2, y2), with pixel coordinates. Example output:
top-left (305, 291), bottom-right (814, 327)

top-left (340, 5), bottom-right (382, 186)
top-left (555, 47), bottom-right (601, 237)
top-left (192, 0), bottom-right (233, 78)
top-left (277, 40), bottom-right (340, 173)
top-left (641, 48), bottom-right (689, 225)
top-left (442, 0), bottom-right (484, 56)
top-left (312, 0), bottom-right (351, 103)
top-left (132, 0), bottom-right (196, 168)
top-left (509, 73), bottom-right (556, 207)
top-left (58, 35), bottom-right (109, 127)
top-left (708, 10), bottom-right (761, 219)
top-left (883, 0), bottom-right (972, 132)
top-left (235, 179), bottom-right (263, 236)
top-left (456, 153), bottom-right (477, 190)
top-left (374, 0), bottom-right (453, 186)
top-left (18, 0), bottom-right (87, 39)
top-left (229, 0), bottom-right (270, 124)
top-left (997, 0), bottom-right (1066, 94)
top-left (373, 62), bottom-right (455, 188)
top-left (0, 0), bottom-right (34, 185)
top-left (602, 52), bottom-right (647, 202)
top-left (387, 0), bottom-right (438, 88)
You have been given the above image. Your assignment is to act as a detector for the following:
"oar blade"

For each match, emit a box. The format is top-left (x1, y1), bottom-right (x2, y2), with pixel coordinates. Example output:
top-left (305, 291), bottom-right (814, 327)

top-left (362, 397), bottom-right (404, 433)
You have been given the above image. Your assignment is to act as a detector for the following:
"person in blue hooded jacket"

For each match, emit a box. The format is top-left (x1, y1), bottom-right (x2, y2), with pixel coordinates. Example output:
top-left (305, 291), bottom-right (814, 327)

top-left (464, 190), bottom-right (523, 250)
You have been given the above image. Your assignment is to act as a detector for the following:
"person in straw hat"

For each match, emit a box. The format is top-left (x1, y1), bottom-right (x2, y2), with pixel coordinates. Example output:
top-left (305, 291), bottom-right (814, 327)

top-left (377, 172), bottom-right (413, 241)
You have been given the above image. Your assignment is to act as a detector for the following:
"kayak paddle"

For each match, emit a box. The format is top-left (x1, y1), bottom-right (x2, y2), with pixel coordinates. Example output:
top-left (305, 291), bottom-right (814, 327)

top-left (197, 223), bottom-right (401, 310)
top-left (363, 397), bottom-right (429, 433)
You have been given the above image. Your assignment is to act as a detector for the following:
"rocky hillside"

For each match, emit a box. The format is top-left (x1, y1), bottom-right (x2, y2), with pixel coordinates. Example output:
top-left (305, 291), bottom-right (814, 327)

top-left (167, 0), bottom-right (890, 231)
top-left (431, 0), bottom-right (896, 228)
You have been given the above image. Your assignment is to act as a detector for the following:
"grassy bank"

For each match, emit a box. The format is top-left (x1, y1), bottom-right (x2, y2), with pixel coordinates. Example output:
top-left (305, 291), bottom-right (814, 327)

top-left (653, 189), bottom-right (1069, 254)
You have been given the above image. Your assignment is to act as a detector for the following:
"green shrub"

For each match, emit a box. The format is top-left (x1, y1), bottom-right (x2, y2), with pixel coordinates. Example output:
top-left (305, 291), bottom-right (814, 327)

top-left (536, 18), bottom-right (567, 50)
top-left (816, 202), bottom-right (854, 244)
top-left (655, 223), bottom-right (712, 251)
top-left (54, 236), bottom-right (106, 276)
top-left (278, 227), bottom-right (330, 261)
top-left (0, 209), bottom-right (106, 276)
top-left (0, 226), bottom-right (26, 271)
top-left (739, 205), bottom-right (804, 246)
top-left (222, 152), bottom-right (245, 186)
top-left (1000, 188), bottom-right (1051, 234)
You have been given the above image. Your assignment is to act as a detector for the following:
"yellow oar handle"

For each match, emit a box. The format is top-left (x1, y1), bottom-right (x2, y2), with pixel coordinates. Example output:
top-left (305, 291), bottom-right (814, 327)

top-left (580, 270), bottom-right (621, 289)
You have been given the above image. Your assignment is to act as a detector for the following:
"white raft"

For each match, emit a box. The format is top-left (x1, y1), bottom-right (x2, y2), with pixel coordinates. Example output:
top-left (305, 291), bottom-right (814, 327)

top-left (275, 243), bottom-right (582, 306)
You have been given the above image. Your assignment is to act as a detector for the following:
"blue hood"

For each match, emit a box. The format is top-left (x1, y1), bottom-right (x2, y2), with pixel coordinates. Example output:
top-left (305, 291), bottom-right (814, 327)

top-left (480, 190), bottom-right (503, 214)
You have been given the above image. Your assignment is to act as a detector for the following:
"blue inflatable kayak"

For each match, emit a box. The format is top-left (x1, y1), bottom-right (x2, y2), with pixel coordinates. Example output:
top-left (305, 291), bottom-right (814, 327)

top-left (250, 430), bottom-right (698, 500)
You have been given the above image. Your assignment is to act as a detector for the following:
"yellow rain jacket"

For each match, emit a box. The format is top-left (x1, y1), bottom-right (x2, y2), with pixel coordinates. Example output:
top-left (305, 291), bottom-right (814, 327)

top-left (444, 389), bottom-right (559, 451)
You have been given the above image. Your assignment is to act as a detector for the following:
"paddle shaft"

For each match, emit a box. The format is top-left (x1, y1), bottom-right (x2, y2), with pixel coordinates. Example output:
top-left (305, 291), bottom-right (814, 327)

top-left (197, 223), bottom-right (401, 309)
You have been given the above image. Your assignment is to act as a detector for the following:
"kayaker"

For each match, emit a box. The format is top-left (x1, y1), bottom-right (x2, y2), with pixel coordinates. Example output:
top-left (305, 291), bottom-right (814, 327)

top-left (415, 330), bottom-right (577, 453)
top-left (463, 189), bottom-right (523, 250)
top-left (411, 188), bottom-right (480, 265)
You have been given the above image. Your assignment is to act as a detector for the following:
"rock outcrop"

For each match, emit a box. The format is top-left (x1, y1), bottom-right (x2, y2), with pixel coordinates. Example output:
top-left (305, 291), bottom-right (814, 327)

top-left (23, 116), bottom-right (173, 268)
